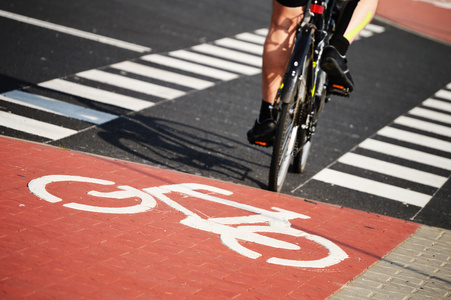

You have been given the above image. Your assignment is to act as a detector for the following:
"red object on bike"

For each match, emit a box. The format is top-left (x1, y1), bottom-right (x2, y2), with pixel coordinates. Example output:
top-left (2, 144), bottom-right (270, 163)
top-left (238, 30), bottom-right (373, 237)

top-left (311, 4), bottom-right (324, 14)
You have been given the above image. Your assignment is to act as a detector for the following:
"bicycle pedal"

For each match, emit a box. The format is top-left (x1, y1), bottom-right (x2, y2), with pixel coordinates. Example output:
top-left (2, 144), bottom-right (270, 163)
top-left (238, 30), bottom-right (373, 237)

top-left (328, 84), bottom-right (350, 97)
top-left (248, 137), bottom-right (273, 148)
top-left (252, 140), bottom-right (273, 148)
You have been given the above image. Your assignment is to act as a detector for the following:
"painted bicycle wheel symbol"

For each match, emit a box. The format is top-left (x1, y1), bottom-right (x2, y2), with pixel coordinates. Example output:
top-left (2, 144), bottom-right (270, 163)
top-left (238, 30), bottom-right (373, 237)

top-left (28, 175), bottom-right (348, 268)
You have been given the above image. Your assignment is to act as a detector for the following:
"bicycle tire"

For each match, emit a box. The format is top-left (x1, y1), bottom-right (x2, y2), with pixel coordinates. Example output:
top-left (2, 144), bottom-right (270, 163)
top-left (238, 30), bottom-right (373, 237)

top-left (293, 131), bottom-right (311, 174)
top-left (268, 101), bottom-right (298, 192)
top-left (268, 37), bottom-right (313, 192)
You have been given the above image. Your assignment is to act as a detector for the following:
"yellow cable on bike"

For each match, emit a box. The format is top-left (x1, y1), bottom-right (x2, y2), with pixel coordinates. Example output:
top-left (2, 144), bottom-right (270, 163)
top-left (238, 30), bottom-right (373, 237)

top-left (344, 12), bottom-right (373, 41)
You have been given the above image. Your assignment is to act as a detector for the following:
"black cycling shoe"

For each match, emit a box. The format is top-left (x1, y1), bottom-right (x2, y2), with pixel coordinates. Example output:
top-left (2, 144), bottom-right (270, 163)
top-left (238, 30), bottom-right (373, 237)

top-left (247, 118), bottom-right (276, 147)
top-left (320, 45), bottom-right (354, 93)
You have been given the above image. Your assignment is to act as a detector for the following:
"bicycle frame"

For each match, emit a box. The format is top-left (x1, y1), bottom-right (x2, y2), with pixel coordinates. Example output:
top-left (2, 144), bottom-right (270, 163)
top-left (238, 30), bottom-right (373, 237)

top-left (285, 0), bottom-right (342, 144)
top-left (280, 0), bottom-right (339, 104)
top-left (268, 0), bottom-right (343, 192)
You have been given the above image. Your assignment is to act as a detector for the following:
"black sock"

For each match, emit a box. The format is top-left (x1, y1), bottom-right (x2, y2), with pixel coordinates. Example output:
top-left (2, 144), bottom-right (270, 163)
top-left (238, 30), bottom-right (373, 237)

top-left (258, 100), bottom-right (273, 122)
top-left (329, 0), bottom-right (358, 56)
top-left (329, 35), bottom-right (349, 56)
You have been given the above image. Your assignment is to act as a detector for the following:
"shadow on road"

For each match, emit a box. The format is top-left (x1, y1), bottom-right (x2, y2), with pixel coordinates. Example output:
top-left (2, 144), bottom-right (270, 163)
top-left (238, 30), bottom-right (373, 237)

top-left (96, 114), bottom-right (271, 189)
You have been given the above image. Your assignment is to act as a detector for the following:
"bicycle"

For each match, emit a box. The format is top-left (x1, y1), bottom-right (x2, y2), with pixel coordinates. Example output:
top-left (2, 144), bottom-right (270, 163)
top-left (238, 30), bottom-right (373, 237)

top-left (268, 0), bottom-right (349, 192)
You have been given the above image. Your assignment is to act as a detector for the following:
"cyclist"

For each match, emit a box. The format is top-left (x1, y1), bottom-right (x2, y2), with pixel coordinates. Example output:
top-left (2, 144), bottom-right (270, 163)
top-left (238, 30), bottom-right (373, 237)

top-left (247, 0), bottom-right (379, 147)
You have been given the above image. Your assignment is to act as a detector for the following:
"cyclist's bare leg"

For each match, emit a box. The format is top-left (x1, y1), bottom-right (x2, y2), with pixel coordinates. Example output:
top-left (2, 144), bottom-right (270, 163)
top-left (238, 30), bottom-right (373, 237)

top-left (344, 0), bottom-right (378, 43)
top-left (247, 1), bottom-right (305, 146)
top-left (262, 0), bottom-right (305, 105)
top-left (321, 0), bottom-right (378, 93)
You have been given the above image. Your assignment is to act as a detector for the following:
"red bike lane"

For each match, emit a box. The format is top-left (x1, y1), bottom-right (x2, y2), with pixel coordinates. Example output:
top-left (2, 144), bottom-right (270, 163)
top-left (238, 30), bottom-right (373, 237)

top-left (0, 136), bottom-right (419, 299)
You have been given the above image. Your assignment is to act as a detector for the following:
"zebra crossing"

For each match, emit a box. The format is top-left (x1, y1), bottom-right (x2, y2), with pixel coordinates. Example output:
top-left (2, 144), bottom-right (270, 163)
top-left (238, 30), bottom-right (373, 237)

top-left (2, 19), bottom-right (448, 210)
top-left (305, 83), bottom-right (451, 209)
top-left (0, 23), bottom-right (385, 142)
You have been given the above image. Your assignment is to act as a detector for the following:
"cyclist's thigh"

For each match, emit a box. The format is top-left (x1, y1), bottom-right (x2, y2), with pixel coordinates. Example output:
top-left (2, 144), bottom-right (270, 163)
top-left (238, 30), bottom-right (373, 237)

top-left (269, 0), bottom-right (306, 35)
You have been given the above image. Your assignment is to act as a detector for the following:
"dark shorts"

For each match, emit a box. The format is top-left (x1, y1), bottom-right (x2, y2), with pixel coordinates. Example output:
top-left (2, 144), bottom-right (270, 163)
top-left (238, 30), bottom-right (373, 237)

top-left (276, 0), bottom-right (309, 7)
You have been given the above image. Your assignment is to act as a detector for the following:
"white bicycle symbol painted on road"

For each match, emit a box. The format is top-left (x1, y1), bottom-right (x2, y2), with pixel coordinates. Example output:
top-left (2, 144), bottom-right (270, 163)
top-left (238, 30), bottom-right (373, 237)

top-left (28, 175), bottom-right (348, 268)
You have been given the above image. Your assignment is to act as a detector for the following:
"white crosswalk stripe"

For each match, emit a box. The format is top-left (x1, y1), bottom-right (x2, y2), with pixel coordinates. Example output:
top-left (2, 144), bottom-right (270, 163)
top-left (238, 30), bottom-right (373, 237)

top-left (76, 69), bottom-right (186, 100)
top-left (0, 24), bottom-right (385, 142)
top-left (0, 91), bottom-right (117, 125)
top-left (39, 79), bottom-right (153, 111)
top-left (0, 111), bottom-right (78, 140)
top-left (337, 153), bottom-right (448, 188)
top-left (168, 50), bottom-right (261, 76)
top-left (313, 169), bottom-right (432, 207)
top-left (141, 54), bottom-right (239, 81)
top-left (234, 32), bottom-right (267, 44)
top-left (310, 83), bottom-right (451, 208)
top-left (354, 23), bottom-right (384, 40)
top-left (436, 89), bottom-right (451, 101)
top-left (214, 38), bottom-right (264, 55)
top-left (408, 107), bottom-right (451, 125)
top-left (111, 61), bottom-right (214, 90)
top-left (393, 116), bottom-right (451, 138)
top-left (377, 127), bottom-right (451, 153)
top-left (191, 44), bottom-right (262, 67)
top-left (423, 98), bottom-right (451, 112)
top-left (358, 139), bottom-right (451, 170)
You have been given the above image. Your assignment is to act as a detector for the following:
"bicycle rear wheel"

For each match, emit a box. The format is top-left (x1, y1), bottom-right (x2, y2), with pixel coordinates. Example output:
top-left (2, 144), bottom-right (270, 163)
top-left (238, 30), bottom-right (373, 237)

top-left (293, 130), bottom-right (311, 174)
top-left (268, 49), bottom-right (312, 192)
top-left (268, 101), bottom-right (299, 192)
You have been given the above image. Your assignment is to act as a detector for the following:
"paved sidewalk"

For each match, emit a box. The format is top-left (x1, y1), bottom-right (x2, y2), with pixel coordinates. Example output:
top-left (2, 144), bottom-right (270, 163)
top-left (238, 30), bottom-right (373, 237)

top-left (330, 225), bottom-right (451, 299)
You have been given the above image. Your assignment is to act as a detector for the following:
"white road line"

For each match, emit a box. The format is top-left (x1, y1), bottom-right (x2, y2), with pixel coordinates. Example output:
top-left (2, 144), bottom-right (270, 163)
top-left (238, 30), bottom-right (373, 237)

top-left (338, 152), bottom-right (448, 188)
top-left (313, 169), bottom-right (431, 207)
top-left (0, 111), bottom-right (77, 140)
top-left (76, 69), bottom-right (185, 100)
top-left (365, 23), bottom-right (386, 33)
top-left (141, 54), bottom-right (238, 81)
top-left (359, 139), bottom-right (451, 170)
top-left (191, 44), bottom-right (262, 67)
top-left (169, 50), bottom-right (261, 76)
top-left (254, 28), bottom-right (269, 36)
top-left (377, 127), bottom-right (451, 153)
top-left (39, 79), bottom-right (153, 111)
top-left (111, 61), bottom-right (214, 90)
top-left (0, 91), bottom-right (117, 125)
top-left (394, 116), bottom-right (451, 137)
top-left (0, 10), bottom-right (151, 53)
top-left (435, 89), bottom-right (451, 101)
top-left (423, 98), bottom-right (451, 113)
top-left (235, 32), bottom-right (266, 45)
top-left (408, 107), bottom-right (451, 125)
top-left (357, 29), bottom-right (374, 38)
top-left (354, 24), bottom-right (386, 40)
top-left (214, 38), bottom-right (264, 55)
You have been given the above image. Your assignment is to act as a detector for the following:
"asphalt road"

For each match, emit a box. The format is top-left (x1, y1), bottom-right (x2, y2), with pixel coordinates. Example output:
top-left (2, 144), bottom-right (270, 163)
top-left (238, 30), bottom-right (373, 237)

top-left (1, 0), bottom-right (450, 229)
